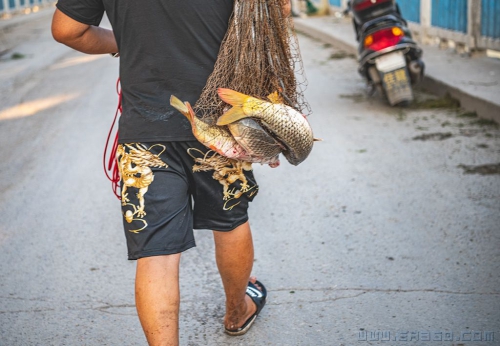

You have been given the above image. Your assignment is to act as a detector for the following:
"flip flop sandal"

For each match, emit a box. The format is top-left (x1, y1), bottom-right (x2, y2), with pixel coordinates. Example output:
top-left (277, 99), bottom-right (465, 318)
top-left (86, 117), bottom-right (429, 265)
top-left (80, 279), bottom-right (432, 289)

top-left (224, 280), bottom-right (267, 336)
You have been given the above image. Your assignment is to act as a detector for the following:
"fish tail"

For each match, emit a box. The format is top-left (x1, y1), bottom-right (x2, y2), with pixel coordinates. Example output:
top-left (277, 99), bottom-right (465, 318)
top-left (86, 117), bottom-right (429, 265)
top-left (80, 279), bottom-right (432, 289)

top-left (217, 88), bottom-right (250, 107)
top-left (216, 105), bottom-right (249, 125)
top-left (170, 95), bottom-right (193, 121)
top-left (217, 88), bottom-right (259, 125)
top-left (185, 102), bottom-right (197, 120)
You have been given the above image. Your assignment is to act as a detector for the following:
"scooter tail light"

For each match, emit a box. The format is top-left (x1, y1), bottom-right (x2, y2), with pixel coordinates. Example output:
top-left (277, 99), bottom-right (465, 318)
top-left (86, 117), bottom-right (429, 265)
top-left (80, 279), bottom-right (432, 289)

top-left (364, 27), bottom-right (404, 51)
top-left (391, 27), bottom-right (403, 37)
top-left (364, 35), bottom-right (374, 47)
top-left (353, 0), bottom-right (392, 12)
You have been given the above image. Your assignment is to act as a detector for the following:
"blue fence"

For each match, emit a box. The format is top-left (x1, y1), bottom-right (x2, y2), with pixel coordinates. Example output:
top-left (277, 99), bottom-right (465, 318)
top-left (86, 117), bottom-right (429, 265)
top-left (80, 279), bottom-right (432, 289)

top-left (1, 0), bottom-right (47, 13)
top-left (396, 0), bottom-right (421, 23)
top-left (431, 0), bottom-right (468, 33)
top-left (310, 0), bottom-right (342, 7)
top-left (481, 0), bottom-right (500, 38)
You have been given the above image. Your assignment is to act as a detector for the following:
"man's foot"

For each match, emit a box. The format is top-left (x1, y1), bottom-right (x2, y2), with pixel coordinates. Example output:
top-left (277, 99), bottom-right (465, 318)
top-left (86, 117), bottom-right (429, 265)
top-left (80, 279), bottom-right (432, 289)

top-left (224, 277), bottom-right (267, 336)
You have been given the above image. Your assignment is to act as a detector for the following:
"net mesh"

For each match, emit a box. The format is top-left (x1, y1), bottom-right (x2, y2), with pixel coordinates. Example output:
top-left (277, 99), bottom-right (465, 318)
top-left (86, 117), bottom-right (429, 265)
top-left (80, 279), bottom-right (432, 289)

top-left (194, 0), bottom-right (310, 124)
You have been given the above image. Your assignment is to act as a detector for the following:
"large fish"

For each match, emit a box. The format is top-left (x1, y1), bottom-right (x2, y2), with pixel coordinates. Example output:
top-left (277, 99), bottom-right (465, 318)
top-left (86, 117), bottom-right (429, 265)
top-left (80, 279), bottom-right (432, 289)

top-left (216, 88), bottom-right (315, 165)
top-left (227, 118), bottom-right (282, 167)
top-left (170, 95), bottom-right (279, 166)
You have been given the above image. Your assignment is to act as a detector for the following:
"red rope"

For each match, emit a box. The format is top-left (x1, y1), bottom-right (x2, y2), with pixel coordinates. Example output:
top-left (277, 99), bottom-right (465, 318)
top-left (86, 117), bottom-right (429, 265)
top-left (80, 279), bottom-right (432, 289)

top-left (103, 78), bottom-right (122, 199)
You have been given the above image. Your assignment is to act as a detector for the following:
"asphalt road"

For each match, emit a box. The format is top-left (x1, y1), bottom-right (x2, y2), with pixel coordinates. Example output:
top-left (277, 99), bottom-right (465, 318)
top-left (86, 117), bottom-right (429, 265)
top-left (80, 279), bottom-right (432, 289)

top-left (1, 9), bottom-right (499, 346)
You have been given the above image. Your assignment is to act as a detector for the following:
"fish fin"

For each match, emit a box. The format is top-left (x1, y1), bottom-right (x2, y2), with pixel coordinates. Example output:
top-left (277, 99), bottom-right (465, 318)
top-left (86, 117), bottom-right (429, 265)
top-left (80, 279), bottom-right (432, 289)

top-left (217, 88), bottom-right (250, 107)
top-left (170, 95), bottom-right (192, 121)
top-left (216, 106), bottom-right (249, 125)
top-left (267, 91), bottom-right (284, 104)
top-left (185, 102), bottom-right (197, 119)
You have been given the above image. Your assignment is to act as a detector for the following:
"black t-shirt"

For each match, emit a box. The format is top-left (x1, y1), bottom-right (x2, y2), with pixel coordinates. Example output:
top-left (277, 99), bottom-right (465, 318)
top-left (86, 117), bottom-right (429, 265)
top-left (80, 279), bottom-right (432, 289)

top-left (56, 0), bottom-right (233, 142)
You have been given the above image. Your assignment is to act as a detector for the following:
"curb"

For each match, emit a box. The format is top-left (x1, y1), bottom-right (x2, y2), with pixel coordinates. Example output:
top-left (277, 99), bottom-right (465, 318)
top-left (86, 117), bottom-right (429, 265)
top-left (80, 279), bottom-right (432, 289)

top-left (294, 19), bottom-right (500, 123)
top-left (295, 19), bottom-right (357, 56)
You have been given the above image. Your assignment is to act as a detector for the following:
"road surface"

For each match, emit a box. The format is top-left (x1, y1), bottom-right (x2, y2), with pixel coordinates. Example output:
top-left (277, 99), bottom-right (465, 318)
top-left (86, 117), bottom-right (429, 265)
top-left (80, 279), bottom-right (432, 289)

top-left (1, 9), bottom-right (499, 346)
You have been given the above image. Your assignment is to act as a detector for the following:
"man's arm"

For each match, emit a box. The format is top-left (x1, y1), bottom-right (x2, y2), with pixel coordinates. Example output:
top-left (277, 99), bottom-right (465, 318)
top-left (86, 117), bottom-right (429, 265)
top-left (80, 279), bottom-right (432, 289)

top-left (51, 9), bottom-right (118, 54)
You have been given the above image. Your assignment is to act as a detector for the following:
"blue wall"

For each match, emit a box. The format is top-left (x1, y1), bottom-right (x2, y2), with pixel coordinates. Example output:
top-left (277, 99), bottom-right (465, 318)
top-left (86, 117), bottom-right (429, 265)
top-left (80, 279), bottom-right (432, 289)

top-left (397, 0), bottom-right (421, 23)
top-left (310, 0), bottom-right (342, 7)
top-left (1, 0), bottom-right (52, 12)
top-left (481, 0), bottom-right (500, 38)
top-left (431, 0), bottom-right (468, 33)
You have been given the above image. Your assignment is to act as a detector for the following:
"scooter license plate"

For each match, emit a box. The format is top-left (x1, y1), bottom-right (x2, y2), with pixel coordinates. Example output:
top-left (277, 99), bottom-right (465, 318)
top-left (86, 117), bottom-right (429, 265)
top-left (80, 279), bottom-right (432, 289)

top-left (381, 67), bottom-right (413, 105)
top-left (375, 51), bottom-right (406, 73)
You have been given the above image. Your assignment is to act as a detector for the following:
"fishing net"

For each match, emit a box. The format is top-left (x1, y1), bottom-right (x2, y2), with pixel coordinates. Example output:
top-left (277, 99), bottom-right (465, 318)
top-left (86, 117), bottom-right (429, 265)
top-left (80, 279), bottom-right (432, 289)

top-left (194, 0), bottom-right (310, 124)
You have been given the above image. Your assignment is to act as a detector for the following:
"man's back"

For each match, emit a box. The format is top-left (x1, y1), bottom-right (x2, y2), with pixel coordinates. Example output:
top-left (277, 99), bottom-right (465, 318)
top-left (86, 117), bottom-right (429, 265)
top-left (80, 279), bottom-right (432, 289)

top-left (57, 0), bottom-right (234, 142)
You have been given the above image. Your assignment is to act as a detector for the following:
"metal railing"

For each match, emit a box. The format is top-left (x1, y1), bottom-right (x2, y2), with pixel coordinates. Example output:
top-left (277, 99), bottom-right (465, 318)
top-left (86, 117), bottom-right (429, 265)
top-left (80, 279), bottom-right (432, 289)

top-left (318, 0), bottom-right (500, 52)
top-left (399, 0), bottom-right (500, 52)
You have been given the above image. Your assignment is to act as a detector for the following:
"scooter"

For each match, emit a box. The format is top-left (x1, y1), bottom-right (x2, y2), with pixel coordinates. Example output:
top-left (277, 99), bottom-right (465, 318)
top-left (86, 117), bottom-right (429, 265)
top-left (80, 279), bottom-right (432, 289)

top-left (347, 0), bottom-right (424, 106)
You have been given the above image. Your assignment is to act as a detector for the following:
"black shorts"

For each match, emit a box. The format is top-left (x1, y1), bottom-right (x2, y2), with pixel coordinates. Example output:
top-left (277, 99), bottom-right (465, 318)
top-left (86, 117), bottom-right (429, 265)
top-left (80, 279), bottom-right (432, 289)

top-left (117, 141), bottom-right (259, 260)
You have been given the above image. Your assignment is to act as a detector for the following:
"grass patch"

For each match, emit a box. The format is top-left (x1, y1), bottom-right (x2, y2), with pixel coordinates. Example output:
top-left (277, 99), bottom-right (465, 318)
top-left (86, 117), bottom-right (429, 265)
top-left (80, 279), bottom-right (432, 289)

top-left (396, 110), bottom-right (406, 121)
top-left (11, 52), bottom-right (25, 60)
top-left (329, 51), bottom-right (356, 60)
top-left (411, 94), bottom-right (460, 110)
top-left (339, 93), bottom-right (365, 103)
top-left (458, 163), bottom-right (500, 175)
top-left (457, 111), bottom-right (478, 118)
top-left (471, 118), bottom-right (499, 127)
top-left (413, 132), bottom-right (453, 141)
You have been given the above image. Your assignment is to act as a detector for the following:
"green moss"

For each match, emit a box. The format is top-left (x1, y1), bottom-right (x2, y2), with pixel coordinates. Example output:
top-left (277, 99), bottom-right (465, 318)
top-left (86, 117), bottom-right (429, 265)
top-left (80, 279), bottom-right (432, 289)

top-left (329, 51), bottom-right (356, 60)
top-left (11, 52), bottom-right (25, 60)
top-left (457, 111), bottom-right (478, 118)
top-left (471, 118), bottom-right (499, 127)
top-left (411, 94), bottom-right (460, 110)
top-left (458, 163), bottom-right (500, 175)
top-left (396, 110), bottom-right (406, 121)
top-left (413, 132), bottom-right (453, 141)
top-left (339, 93), bottom-right (365, 103)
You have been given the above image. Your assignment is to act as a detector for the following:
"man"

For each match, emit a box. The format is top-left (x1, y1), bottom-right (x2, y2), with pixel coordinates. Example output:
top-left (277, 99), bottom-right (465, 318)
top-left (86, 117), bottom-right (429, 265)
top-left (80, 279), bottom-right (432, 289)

top-left (52, 1), bottom-right (289, 345)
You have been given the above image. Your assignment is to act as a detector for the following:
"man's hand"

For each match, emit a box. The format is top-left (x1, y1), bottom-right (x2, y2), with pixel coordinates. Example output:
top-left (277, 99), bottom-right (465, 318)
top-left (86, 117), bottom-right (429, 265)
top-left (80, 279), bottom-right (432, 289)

top-left (52, 9), bottom-right (118, 55)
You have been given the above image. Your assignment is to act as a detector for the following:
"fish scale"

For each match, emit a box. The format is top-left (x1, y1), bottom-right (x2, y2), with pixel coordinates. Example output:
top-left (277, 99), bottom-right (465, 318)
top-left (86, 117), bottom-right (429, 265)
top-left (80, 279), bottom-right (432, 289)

top-left (228, 118), bottom-right (283, 162)
top-left (217, 88), bottom-right (315, 166)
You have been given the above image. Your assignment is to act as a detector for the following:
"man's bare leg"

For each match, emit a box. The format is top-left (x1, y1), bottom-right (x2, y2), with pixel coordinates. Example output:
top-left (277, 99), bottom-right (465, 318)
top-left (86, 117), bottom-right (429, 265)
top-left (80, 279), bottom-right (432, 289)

top-left (213, 221), bottom-right (259, 331)
top-left (135, 254), bottom-right (181, 346)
